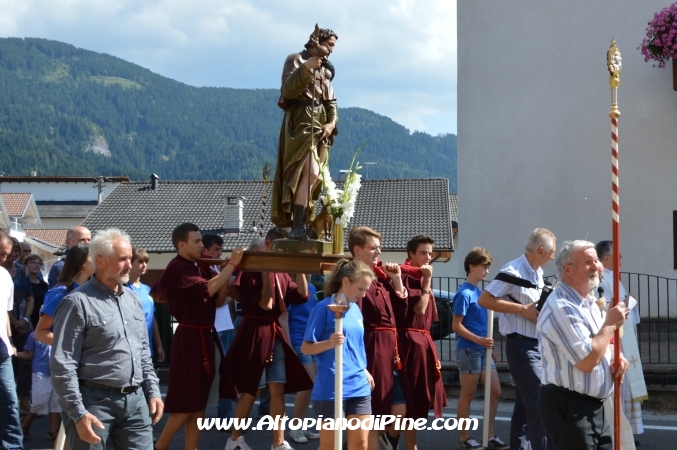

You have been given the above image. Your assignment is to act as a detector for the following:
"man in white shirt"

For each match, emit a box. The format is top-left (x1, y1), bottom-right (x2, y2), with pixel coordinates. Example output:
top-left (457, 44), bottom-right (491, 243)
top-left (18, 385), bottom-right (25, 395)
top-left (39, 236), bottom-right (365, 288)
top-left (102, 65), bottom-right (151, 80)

top-left (478, 228), bottom-right (556, 450)
top-left (537, 240), bottom-right (628, 449)
top-left (0, 230), bottom-right (23, 449)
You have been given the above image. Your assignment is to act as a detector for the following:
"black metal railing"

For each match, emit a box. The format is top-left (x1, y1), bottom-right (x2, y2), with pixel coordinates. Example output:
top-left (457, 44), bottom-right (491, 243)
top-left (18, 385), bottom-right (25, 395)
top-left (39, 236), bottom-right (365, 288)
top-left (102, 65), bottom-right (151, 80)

top-left (432, 273), bottom-right (677, 366)
top-left (156, 272), bottom-right (677, 366)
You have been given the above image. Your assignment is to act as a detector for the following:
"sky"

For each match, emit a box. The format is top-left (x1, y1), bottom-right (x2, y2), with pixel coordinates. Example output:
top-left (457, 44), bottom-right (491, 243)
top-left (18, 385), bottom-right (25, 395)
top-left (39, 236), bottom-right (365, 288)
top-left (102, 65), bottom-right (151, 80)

top-left (0, 0), bottom-right (457, 135)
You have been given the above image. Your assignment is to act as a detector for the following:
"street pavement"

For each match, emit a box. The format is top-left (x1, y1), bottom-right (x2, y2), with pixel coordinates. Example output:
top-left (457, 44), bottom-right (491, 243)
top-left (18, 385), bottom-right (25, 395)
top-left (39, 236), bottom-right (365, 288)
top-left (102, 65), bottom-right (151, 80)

top-left (21, 392), bottom-right (677, 449)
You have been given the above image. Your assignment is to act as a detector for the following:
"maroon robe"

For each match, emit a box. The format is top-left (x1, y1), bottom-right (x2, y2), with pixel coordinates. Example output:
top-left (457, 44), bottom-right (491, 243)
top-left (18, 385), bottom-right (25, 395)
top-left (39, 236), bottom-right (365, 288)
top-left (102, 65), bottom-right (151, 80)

top-left (394, 266), bottom-right (448, 419)
top-left (222, 271), bottom-right (312, 397)
top-left (150, 255), bottom-right (220, 413)
top-left (357, 270), bottom-right (404, 416)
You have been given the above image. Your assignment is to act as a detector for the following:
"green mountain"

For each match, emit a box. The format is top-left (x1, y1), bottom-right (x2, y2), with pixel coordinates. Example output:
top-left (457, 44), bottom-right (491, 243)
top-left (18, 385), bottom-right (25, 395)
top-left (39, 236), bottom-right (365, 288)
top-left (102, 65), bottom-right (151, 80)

top-left (0, 38), bottom-right (456, 190)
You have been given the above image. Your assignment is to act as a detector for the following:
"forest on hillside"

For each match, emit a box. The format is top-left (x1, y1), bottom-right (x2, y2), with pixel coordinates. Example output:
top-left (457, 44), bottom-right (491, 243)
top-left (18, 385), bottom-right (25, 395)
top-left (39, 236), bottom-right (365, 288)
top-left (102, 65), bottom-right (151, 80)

top-left (0, 38), bottom-right (457, 190)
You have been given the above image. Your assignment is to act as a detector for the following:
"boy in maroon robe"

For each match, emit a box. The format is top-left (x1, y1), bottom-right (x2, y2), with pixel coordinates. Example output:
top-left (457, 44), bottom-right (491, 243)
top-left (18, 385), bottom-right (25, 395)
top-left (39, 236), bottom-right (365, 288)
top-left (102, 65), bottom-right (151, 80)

top-left (224, 227), bottom-right (312, 450)
top-left (348, 226), bottom-right (408, 450)
top-left (385, 235), bottom-right (448, 450)
top-left (151, 223), bottom-right (244, 450)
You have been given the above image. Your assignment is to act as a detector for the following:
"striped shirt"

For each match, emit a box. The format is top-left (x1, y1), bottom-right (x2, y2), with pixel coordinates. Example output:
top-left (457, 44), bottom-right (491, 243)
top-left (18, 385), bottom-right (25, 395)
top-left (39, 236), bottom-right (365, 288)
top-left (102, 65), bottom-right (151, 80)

top-left (537, 281), bottom-right (613, 399)
top-left (484, 254), bottom-right (543, 338)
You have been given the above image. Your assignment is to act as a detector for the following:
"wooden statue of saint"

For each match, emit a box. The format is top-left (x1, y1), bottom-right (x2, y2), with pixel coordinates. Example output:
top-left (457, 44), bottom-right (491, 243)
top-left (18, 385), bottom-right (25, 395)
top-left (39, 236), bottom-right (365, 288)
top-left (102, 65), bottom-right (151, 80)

top-left (271, 25), bottom-right (338, 240)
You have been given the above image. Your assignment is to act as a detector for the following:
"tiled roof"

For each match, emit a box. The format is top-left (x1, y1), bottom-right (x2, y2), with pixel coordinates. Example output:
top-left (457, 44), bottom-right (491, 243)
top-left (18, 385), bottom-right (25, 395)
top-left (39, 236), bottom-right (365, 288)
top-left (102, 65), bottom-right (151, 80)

top-left (81, 179), bottom-right (454, 253)
top-left (0, 193), bottom-right (31, 217)
top-left (449, 193), bottom-right (458, 226)
top-left (36, 201), bottom-right (98, 218)
top-left (25, 229), bottom-right (68, 250)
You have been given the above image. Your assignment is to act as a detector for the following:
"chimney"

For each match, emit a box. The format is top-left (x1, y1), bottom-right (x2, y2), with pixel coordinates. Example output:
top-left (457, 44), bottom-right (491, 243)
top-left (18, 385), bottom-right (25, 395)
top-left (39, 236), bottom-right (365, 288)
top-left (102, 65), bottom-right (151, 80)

top-left (30, 171), bottom-right (37, 177)
top-left (223, 196), bottom-right (244, 234)
top-left (150, 173), bottom-right (159, 190)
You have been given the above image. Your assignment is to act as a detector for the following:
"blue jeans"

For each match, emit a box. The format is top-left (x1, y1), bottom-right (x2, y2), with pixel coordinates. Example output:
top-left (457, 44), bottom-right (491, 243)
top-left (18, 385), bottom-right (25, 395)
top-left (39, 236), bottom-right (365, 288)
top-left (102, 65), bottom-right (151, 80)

top-left (0, 356), bottom-right (24, 449)
top-left (217, 329), bottom-right (234, 419)
top-left (505, 336), bottom-right (552, 450)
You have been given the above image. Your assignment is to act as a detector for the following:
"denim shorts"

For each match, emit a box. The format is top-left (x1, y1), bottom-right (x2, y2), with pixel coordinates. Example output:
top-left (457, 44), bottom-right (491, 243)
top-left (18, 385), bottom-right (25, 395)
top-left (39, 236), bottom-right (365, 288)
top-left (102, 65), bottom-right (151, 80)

top-left (391, 371), bottom-right (406, 405)
top-left (258, 340), bottom-right (286, 389)
top-left (293, 344), bottom-right (317, 366)
top-left (455, 347), bottom-right (496, 375)
top-left (312, 395), bottom-right (372, 418)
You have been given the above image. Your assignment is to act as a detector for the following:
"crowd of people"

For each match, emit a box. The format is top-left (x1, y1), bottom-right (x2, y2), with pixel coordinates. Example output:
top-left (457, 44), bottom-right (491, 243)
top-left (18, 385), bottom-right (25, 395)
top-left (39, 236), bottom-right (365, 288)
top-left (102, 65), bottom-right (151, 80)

top-left (0, 224), bottom-right (645, 450)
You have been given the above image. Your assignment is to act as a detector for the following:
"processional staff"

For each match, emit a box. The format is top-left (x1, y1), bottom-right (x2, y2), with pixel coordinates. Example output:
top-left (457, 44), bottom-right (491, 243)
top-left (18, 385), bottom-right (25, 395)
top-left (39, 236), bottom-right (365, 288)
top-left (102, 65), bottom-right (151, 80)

top-left (481, 310), bottom-right (494, 448)
top-left (328, 293), bottom-right (350, 450)
top-left (607, 38), bottom-right (622, 450)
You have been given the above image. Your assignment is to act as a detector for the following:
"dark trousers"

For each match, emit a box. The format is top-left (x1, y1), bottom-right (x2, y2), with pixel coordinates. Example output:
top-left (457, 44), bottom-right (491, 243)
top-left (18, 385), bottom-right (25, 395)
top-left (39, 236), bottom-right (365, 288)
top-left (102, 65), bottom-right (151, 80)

top-left (505, 336), bottom-right (551, 450)
top-left (538, 384), bottom-right (612, 450)
top-left (11, 326), bottom-right (32, 399)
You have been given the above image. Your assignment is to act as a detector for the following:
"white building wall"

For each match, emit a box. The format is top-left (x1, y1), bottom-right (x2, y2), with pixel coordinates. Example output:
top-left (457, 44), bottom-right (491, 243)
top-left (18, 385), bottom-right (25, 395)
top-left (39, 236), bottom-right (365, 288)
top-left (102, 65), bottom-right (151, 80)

top-left (458, 0), bottom-right (677, 282)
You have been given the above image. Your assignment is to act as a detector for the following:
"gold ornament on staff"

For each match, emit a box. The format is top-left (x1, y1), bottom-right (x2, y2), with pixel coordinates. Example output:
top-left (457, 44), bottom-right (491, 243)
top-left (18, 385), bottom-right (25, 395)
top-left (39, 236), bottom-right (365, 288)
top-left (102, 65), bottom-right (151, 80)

top-left (607, 38), bottom-right (622, 118)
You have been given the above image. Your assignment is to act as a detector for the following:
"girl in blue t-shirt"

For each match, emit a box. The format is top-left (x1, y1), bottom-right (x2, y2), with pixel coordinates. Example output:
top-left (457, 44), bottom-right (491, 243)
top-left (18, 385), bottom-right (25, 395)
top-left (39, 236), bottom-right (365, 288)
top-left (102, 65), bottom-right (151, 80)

top-left (34, 244), bottom-right (94, 345)
top-left (302, 260), bottom-right (375, 450)
top-left (452, 248), bottom-right (508, 450)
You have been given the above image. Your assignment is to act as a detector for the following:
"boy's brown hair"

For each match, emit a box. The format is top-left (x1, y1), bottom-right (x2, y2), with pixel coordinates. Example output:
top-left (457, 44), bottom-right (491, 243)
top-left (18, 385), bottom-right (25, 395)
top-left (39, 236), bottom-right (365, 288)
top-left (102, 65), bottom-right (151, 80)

top-left (347, 226), bottom-right (382, 256)
top-left (463, 247), bottom-right (493, 276)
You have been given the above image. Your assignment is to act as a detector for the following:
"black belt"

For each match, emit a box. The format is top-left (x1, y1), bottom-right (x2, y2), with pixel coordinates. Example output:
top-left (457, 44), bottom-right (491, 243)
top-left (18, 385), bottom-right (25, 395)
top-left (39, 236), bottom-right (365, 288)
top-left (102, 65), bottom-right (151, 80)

top-left (541, 384), bottom-right (604, 403)
top-left (79, 380), bottom-right (140, 395)
top-left (507, 333), bottom-right (538, 343)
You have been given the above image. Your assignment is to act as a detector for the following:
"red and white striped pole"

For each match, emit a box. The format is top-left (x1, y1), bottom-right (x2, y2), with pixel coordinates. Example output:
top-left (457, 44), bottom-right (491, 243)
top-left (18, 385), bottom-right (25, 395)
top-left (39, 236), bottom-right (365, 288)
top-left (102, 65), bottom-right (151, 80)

top-left (607, 38), bottom-right (622, 450)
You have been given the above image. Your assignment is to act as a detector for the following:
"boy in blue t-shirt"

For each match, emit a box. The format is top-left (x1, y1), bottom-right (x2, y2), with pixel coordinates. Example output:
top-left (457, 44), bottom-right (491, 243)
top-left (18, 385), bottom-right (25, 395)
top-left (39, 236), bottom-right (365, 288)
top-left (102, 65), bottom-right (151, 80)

top-left (13, 332), bottom-right (60, 440)
top-left (452, 248), bottom-right (508, 450)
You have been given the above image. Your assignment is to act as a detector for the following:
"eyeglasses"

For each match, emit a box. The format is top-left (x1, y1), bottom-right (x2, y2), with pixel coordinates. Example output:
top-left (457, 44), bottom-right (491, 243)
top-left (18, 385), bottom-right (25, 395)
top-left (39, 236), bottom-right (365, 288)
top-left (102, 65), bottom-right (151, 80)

top-left (27, 260), bottom-right (43, 266)
top-left (364, 245), bottom-right (381, 252)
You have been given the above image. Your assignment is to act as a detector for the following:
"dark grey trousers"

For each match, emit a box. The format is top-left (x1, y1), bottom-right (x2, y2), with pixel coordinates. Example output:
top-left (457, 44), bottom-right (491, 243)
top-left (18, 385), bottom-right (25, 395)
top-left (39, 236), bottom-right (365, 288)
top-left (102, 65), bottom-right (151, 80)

top-left (538, 384), bottom-right (612, 450)
top-left (505, 336), bottom-right (552, 450)
top-left (63, 386), bottom-right (153, 450)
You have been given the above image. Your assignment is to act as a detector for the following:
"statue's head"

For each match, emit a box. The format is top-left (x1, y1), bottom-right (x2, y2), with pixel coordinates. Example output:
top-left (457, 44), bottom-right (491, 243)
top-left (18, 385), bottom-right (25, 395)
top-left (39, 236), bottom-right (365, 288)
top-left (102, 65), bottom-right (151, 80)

top-left (304, 27), bottom-right (338, 51)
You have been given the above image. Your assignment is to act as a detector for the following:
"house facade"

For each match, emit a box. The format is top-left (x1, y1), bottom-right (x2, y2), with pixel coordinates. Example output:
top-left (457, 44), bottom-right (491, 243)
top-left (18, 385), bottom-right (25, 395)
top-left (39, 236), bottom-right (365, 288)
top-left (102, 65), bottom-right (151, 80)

top-left (0, 176), bottom-right (129, 270)
top-left (458, 1), bottom-right (677, 292)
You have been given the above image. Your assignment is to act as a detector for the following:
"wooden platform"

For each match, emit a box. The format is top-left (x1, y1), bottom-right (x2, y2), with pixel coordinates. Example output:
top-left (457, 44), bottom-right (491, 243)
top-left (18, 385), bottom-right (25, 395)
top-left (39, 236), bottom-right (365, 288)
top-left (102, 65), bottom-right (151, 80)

top-left (199, 251), bottom-right (350, 274)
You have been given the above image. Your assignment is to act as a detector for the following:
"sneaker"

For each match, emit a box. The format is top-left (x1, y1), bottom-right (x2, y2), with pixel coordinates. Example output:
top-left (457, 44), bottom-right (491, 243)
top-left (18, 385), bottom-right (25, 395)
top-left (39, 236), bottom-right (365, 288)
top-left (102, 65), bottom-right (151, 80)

top-left (303, 429), bottom-right (320, 440)
top-left (271, 441), bottom-right (294, 450)
top-left (225, 436), bottom-right (254, 450)
top-left (486, 436), bottom-right (509, 450)
top-left (289, 429), bottom-right (308, 443)
top-left (458, 438), bottom-right (484, 449)
top-left (379, 432), bottom-right (400, 450)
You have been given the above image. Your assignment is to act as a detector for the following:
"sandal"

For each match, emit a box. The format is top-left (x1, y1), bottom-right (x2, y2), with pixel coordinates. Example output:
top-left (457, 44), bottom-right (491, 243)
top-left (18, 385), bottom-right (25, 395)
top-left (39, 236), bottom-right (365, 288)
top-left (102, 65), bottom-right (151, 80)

top-left (20, 419), bottom-right (29, 440)
top-left (47, 429), bottom-right (59, 440)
